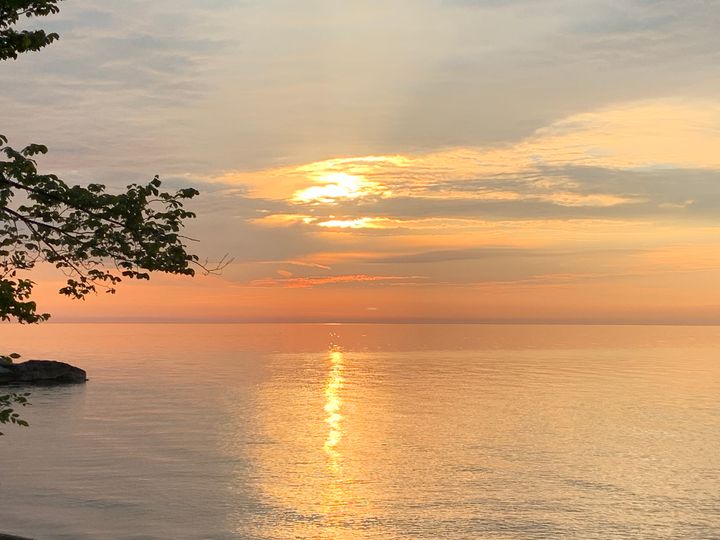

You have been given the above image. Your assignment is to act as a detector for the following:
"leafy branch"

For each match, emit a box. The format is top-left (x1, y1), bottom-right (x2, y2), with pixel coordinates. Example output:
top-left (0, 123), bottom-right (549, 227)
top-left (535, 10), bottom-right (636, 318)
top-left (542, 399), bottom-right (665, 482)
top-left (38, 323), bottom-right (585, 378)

top-left (0, 0), bottom-right (231, 435)
top-left (0, 0), bottom-right (61, 60)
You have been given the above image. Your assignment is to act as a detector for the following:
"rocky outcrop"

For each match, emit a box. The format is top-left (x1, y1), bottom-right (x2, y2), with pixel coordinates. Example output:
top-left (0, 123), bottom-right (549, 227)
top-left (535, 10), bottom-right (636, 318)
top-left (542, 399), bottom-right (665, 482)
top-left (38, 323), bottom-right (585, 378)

top-left (0, 360), bottom-right (87, 385)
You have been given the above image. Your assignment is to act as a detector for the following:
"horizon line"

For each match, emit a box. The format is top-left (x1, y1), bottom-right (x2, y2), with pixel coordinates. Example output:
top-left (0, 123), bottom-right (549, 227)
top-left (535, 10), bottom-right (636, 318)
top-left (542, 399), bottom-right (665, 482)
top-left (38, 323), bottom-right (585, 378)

top-left (4, 319), bottom-right (720, 327)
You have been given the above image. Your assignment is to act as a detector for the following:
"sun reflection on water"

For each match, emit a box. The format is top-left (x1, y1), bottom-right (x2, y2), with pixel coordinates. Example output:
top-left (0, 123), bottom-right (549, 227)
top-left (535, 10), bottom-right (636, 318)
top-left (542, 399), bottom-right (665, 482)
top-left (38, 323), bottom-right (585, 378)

top-left (324, 348), bottom-right (345, 472)
top-left (320, 345), bottom-right (352, 537)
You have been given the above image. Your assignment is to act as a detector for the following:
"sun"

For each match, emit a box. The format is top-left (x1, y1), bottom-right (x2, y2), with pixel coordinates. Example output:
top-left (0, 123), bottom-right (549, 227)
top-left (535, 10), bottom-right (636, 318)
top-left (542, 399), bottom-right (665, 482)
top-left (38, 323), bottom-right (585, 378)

top-left (292, 172), bottom-right (389, 204)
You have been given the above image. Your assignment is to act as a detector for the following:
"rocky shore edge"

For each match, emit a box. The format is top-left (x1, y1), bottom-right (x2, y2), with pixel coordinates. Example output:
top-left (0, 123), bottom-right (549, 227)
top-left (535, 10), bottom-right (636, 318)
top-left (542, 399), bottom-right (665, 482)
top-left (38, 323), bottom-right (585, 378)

top-left (0, 360), bottom-right (87, 385)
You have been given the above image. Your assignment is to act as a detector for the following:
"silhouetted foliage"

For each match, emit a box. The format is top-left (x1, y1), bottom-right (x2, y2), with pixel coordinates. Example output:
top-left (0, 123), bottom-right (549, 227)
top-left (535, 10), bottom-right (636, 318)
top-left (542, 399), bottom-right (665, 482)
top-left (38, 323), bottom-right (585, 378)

top-left (0, 140), bottom-right (203, 323)
top-left (0, 0), bottom-right (218, 433)
top-left (0, 0), bottom-right (60, 60)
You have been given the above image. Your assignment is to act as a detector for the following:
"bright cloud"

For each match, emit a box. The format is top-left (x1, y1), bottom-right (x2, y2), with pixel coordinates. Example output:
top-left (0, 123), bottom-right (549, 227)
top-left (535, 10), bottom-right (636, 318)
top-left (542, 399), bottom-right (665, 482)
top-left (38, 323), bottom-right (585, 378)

top-left (316, 218), bottom-right (389, 229)
top-left (225, 99), bottom-right (716, 232)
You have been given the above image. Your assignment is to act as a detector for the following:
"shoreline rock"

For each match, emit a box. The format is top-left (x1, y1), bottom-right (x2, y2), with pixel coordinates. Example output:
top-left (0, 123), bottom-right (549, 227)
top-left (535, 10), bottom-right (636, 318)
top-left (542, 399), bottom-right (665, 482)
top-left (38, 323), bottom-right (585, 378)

top-left (0, 360), bottom-right (87, 385)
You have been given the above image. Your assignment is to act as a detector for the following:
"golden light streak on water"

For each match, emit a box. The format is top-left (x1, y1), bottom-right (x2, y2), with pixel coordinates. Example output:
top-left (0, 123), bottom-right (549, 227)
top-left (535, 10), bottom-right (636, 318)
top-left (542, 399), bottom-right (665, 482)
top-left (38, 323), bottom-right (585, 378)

top-left (319, 345), bottom-right (353, 539)
top-left (323, 348), bottom-right (345, 472)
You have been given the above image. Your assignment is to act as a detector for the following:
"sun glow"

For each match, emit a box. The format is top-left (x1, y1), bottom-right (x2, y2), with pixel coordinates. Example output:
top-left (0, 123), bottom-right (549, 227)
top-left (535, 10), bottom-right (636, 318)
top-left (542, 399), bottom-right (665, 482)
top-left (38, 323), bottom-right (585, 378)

top-left (292, 172), bottom-right (390, 204)
top-left (317, 217), bottom-right (386, 229)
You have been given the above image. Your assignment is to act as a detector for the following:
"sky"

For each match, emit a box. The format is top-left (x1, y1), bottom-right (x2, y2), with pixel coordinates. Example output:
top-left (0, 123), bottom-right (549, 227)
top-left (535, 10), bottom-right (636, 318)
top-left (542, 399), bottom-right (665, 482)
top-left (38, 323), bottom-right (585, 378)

top-left (3, 0), bottom-right (720, 323)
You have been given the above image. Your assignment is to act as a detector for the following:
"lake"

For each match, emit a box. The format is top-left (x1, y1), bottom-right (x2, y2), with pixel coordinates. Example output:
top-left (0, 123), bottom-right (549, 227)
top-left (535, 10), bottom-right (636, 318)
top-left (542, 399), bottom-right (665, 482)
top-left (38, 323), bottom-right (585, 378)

top-left (0, 324), bottom-right (718, 539)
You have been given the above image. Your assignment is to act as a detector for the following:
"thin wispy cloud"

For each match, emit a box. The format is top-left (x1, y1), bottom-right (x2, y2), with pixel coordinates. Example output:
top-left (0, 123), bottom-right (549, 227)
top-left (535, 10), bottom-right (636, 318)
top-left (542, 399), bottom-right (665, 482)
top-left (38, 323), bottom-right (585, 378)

top-left (248, 274), bottom-right (425, 288)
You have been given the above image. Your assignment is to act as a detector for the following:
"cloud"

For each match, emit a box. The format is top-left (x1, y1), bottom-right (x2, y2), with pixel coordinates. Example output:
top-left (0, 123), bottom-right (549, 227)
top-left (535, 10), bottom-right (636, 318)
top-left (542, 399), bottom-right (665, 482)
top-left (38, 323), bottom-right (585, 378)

top-left (0, 0), bottom-right (235, 181)
top-left (248, 274), bottom-right (425, 288)
top-left (221, 99), bottom-right (720, 228)
top-left (368, 247), bottom-right (537, 264)
top-left (6, 0), bottom-right (720, 182)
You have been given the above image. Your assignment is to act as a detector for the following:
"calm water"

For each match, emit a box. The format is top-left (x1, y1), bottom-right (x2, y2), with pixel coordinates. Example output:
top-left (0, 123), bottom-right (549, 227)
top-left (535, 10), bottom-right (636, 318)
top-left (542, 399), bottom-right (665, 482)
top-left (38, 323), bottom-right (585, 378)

top-left (0, 324), bottom-right (718, 539)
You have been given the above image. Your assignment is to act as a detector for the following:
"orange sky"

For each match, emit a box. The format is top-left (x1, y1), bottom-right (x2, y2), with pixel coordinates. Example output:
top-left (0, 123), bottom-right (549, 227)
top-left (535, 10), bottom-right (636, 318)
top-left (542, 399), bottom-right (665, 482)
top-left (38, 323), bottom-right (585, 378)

top-left (34, 102), bottom-right (720, 323)
top-left (5, 2), bottom-right (720, 323)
